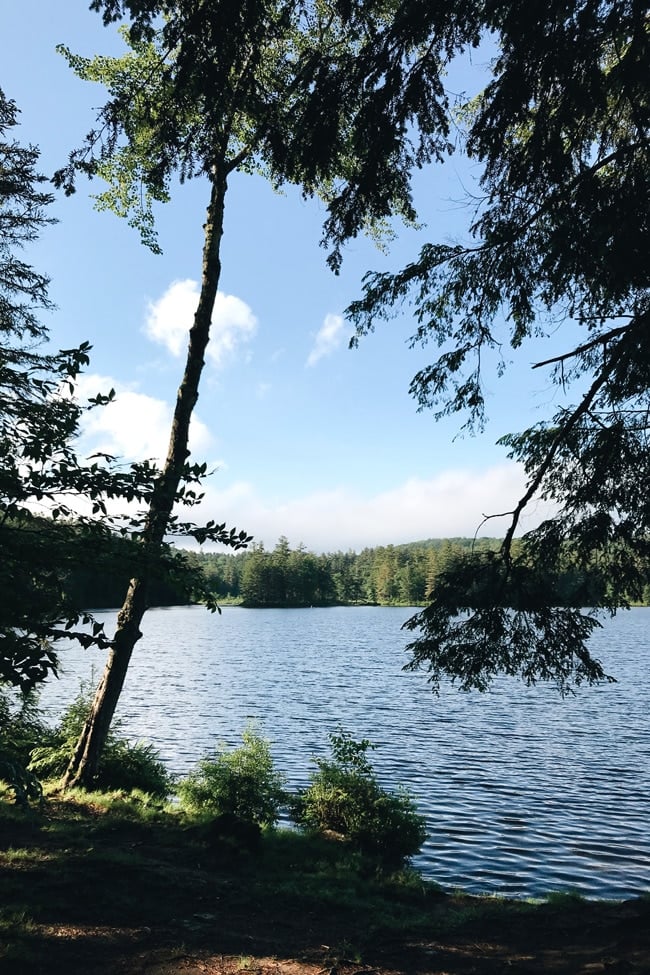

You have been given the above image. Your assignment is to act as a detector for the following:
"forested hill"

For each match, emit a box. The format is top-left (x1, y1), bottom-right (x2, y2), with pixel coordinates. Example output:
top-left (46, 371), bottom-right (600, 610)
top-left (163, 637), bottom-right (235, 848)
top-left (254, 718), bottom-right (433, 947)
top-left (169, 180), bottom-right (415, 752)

top-left (32, 526), bottom-right (650, 611)
top-left (12, 517), bottom-right (509, 613)
top-left (185, 535), bottom-right (503, 607)
top-left (179, 535), bottom-right (576, 608)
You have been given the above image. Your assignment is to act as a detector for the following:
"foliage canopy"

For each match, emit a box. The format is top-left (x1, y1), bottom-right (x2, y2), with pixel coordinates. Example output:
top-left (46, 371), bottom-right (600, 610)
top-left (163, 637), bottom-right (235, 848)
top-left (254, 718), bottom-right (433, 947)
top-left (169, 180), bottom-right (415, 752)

top-left (0, 85), bottom-right (245, 694)
top-left (342, 0), bottom-right (650, 692)
top-left (0, 87), bottom-right (130, 689)
top-left (61, 0), bottom-right (466, 267)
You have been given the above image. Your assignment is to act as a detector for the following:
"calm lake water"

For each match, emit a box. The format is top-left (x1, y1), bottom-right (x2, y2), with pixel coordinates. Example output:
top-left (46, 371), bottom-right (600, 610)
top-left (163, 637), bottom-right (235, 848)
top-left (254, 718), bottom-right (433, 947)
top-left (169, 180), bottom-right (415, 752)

top-left (39, 605), bottom-right (650, 900)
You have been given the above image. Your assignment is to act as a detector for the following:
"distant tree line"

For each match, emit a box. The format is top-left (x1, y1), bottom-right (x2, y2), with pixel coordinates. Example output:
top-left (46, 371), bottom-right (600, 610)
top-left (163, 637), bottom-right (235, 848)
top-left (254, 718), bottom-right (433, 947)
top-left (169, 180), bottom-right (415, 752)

top-left (182, 535), bottom-right (650, 609)
top-left (194, 535), bottom-right (483, 606)
top-left (18, 524), bottom-right (650, 612)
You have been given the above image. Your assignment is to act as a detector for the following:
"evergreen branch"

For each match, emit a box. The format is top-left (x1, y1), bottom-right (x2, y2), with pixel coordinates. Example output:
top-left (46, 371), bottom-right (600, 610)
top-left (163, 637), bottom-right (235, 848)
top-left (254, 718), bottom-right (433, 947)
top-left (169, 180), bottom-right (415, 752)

top-left (531, 323), bottom-right (636, 370)
top-left (501, 313), bottom-right (648, 566)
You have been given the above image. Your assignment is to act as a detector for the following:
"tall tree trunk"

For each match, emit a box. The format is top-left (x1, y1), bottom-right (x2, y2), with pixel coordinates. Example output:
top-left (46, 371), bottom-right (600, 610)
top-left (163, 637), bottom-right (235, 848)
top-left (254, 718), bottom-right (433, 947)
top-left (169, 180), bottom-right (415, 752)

top-left (63, 168), bottom-right (228, 790)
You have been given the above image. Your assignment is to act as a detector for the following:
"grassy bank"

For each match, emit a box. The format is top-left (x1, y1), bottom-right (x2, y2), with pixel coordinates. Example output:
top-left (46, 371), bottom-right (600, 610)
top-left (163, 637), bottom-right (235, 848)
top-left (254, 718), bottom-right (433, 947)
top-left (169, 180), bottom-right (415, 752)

top-left (1, 790), bottom-right (648, 975)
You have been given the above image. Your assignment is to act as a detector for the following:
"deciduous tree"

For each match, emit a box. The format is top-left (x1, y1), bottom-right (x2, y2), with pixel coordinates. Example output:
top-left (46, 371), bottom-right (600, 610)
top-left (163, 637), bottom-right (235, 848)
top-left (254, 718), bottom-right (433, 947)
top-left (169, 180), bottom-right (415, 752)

top-left (57, 0), bottom-right (435, 786)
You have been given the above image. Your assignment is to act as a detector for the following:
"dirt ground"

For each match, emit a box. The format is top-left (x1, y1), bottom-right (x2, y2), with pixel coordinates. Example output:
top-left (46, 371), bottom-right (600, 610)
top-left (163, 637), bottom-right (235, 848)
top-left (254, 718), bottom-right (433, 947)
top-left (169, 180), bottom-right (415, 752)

top-left (17, 889), bottom-right (650, 974)
top-left (1, 798), bottom-right (649, 975)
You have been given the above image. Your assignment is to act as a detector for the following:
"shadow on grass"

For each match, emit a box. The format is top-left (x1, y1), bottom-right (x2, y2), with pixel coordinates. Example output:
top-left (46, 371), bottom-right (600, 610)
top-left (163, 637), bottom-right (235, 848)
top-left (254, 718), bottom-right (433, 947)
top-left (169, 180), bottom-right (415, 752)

top-left (1, 795), bottom-right (649, 975)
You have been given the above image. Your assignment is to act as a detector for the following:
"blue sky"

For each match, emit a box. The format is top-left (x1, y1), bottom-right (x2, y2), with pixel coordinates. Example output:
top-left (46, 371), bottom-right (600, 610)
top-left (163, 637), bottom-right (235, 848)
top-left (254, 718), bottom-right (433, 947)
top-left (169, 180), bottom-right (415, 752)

top-left (2, 2), bottom-right (563, 552)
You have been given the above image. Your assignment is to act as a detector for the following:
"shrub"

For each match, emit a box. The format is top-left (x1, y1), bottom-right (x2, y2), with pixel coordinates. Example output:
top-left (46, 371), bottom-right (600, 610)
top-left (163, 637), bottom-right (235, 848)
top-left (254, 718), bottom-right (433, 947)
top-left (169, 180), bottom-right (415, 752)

top-left (292, 730), bottom-right (427, 865)
top-left (28, 682), bottom-right (173, 799)
top-left (0, 687), bottom-right (52, 804)
top-left (0, 687), bottom-right (52, 762)
top-left (177, 726), bottom-right (287, 825)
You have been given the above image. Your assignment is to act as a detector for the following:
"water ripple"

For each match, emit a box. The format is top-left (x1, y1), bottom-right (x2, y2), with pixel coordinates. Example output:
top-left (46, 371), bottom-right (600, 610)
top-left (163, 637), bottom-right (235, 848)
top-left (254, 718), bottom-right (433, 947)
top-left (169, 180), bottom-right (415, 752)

top-left (39, 604), bottom-right (650, 900)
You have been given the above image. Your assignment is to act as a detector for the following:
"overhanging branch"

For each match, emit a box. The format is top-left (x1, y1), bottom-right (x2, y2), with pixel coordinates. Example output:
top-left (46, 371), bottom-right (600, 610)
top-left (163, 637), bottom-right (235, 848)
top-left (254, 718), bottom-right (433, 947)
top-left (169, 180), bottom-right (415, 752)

top-left (501, 317), bottom-right (647, 565)
top-left (532, 322), bottom-right (636, 371)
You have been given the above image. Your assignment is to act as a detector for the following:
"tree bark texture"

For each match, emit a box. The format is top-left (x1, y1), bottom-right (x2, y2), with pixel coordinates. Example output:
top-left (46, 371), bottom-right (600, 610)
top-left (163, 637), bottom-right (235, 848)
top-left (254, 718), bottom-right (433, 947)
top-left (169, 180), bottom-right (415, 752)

top-left (63, 169), bottom-right (228, 789)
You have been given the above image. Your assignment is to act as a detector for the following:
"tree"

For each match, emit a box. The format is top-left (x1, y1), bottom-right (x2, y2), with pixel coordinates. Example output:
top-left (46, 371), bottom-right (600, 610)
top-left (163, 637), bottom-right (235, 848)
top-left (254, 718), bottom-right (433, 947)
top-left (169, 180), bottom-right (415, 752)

top-left (1, 86), bottom-right (88, 689)
top-left (0, 87), bottom-right (225, 694)
top-left (0, 87), bottom-right (147, 690)
top-left (57, 0), bottom-right (435, 786)
top-left (329, 550), bottom-right (364, 604)
top-left (373, 546), bottom-right (399, 604)
top-left (240, 543), bottom-right (270, 606)
top-left (343, 1), bottom-right (650, 691)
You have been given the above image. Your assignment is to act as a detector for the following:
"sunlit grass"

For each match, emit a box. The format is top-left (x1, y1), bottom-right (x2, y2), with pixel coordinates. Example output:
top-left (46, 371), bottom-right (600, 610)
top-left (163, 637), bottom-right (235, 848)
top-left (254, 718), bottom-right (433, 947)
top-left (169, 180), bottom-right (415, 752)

top-left (544, 890), bottom-right (587, 907)
top-left (0, 847), bottom-right (53, 864)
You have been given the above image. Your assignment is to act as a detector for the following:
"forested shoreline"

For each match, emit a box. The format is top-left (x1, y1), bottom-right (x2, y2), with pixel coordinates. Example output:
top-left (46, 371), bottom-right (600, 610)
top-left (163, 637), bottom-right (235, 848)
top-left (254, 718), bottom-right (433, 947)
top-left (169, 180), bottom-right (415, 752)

top-left (188, 535), bottom-right (504, 607)
top-left (184, 536), bottom-right (650, 609)
top-left (25, 525), bottom-right (649, 611)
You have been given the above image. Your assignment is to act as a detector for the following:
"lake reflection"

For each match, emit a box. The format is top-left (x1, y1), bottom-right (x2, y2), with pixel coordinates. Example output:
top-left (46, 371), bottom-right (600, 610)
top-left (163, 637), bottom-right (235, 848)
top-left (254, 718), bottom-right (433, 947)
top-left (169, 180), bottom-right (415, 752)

top-left (40, 605), bottom-right (650, 899)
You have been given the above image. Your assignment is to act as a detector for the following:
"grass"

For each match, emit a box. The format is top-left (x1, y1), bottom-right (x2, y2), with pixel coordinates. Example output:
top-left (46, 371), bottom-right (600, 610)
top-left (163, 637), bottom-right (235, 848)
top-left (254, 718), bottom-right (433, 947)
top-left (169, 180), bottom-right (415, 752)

top-left (0, 790), bottom-right (648, 975)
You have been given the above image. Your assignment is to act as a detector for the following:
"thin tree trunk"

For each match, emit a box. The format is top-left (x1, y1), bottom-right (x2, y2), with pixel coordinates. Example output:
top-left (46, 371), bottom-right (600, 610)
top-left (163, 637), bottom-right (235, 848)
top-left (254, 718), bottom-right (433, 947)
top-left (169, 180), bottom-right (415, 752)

top-left (63, 167), bottom-right (228, 790)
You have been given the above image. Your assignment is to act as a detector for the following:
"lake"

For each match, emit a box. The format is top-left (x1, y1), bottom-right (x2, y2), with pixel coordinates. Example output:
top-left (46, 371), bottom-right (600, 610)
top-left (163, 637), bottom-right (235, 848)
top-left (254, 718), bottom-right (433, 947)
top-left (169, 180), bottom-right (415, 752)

top-left (39, 604), bottom-right (650, 900)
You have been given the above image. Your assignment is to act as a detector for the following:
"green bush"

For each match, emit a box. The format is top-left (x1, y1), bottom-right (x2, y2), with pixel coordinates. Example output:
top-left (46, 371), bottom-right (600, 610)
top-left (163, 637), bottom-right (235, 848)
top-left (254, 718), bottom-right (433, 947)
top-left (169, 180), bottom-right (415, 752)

top-left (28, 682), bottom-right (173, 799)
top-left (0, 688), bottom-right (52, 762)
top-left (292, 730), bottom-right (427, 865)
top-left (177, 726), bottom-right (287, 825)
top-left (0, 687), bottom-right (52, 804)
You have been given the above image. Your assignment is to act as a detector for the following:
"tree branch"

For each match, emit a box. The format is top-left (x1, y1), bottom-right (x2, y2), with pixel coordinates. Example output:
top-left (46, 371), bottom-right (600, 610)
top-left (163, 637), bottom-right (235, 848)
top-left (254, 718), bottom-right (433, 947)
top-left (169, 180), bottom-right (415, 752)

top-left (501, 313), bottom-right (648, 565)
top-left (531, 322), bottom-right (635, 370)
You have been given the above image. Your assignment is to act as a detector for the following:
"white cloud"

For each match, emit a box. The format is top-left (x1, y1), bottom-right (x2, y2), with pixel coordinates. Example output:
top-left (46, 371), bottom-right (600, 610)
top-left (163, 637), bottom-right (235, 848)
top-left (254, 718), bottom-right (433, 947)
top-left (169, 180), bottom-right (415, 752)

top-left (144, 279), bottom-right (194, 357)
top-left (209, 292), bottom-right (258, 366)
top-left (192, 463), bottom-right (556, 553)
top-left (75, 374), bottom-right (212, 465)
top-left (306, 313), bottom-right (351, 367)
top-left (144, 279), bottom-right (257, 366)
